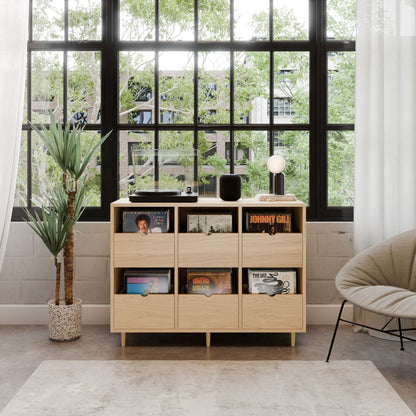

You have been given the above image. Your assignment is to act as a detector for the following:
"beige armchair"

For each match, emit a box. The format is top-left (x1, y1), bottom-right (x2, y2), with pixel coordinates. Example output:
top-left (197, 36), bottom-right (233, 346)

top-left (326, 229), bottom-right (416, 361)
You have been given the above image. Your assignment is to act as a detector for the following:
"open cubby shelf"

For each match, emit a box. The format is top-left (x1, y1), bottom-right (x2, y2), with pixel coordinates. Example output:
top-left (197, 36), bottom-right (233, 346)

top-left (110, 197), bottom-right (306, 347)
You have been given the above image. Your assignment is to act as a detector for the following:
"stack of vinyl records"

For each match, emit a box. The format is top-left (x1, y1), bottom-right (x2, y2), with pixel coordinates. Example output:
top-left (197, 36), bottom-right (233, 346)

top-left (124, 269), bottom-right (171, 295)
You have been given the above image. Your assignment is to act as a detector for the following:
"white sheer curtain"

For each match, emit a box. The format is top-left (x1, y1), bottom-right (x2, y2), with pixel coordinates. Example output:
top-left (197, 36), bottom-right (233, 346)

top-left (354, 0), bottom-right (416, 337)
top-left (355, 0), bottom-right (416, 252)
top-left (0, 1), bottom-right (29, 271)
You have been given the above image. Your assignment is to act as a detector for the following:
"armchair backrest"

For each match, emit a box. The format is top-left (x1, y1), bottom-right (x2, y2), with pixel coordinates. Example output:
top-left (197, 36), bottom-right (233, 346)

top-left (336, 229), bottom-right (416, 292)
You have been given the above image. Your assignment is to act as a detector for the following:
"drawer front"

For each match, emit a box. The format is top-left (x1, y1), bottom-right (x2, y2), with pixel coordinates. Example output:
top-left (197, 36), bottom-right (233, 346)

top-left (178, 294), bottom-right (239, 329)
top-left (242, 233), bottom-right (303, 267)
top-left (114, 233), bottom-right (174, 267)
top-left (113, 294), bottom-right (175, 330)
top-left (178, 233), bottom-right (239, 267)
top-left (242, 294), bottom-right (303, 330)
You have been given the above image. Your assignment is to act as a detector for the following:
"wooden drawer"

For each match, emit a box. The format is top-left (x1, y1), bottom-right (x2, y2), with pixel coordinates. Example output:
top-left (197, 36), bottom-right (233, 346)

top-left (178, 294), bottom-right (239, 329)
top-left (242, 233), bottom-right (303, 267)
top-left (242, 294), bottom-right (303, 330)
top-left (113, 294), bottom-right (175, 330)
top-left (178, 233), bottom-right (239, 267)
top-left (113, 233), bottom-right (174, 267)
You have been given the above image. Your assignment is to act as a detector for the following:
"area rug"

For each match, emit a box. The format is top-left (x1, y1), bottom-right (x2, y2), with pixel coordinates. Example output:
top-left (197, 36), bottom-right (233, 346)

top-left (1, 360), bottom-right (413, 416)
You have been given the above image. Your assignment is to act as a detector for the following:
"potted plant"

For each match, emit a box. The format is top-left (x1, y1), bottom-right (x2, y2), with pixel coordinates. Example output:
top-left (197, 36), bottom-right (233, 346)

top-left (25, 111), bottom-right (110, 341)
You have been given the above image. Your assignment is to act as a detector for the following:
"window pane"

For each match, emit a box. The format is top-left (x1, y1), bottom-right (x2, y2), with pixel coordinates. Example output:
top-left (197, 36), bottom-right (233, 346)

top-left (68, 51), bottom-right (101, 125)
top-left (84, 131), bottom-right (103, 207)
top-left (159, 51), bottom-right (194, 124)
top-left (119, 131), bottom-right (155, 197)
top-left (273, 131), bottom-right (310, 204)
top-left (328, 130), bottom-right (354, 207)
top-left (159, 0), bottom-right (194, 41)
top-left (31, 130), bottom-right (102, 206)
top-left (159, 131), bottom-right (196, 191)
top-left (273, 0), bottom-right (309, 40)
top-left (234, 52), bottom-right (269, 124)
top-left (198, 0), bottom-right (230, 41)
top-left (120, 0), bottom-right (155, 41)
top-left (15, 132), bottom-right (28, 207)
top-left (198, 130), bottom-right (229, 197)
top-left (328, 52), bottom-right (355, 124)
top-left (327, 0), bottom-right (356, 40)
top-left (119, 52), bottom-right (155, 124)
top-left (198, 52), bottom-right (230, 124)
top-left (274, 52), bottom-right (309, 124)
top-left (69, 0), bottom-right (102, 41)
top-left (31, 51), bottom-right (63, 123)
top-left (234, 0), bottom-right (269, 41)
top-left (234, 131), bottom-right (269, 198)
top-left (33, 0), bottom-right (64, 41)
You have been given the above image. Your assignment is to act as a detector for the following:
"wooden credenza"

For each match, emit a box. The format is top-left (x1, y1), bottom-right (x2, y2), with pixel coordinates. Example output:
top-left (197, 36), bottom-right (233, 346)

top-left (110, 197), bottom-right (306, 347)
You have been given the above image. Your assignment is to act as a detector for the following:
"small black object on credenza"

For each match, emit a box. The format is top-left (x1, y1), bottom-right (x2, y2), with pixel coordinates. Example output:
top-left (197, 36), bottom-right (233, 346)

top-left (219, 174), bottom-right (241, 201)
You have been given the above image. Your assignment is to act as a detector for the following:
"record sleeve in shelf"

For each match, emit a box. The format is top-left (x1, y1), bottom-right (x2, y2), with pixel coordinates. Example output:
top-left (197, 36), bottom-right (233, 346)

top-left (187, 213), bottom-right (233, 234)
top-left (122, 209), bottom-right (170, 234)
top-left (187, 268), bottom-right (233, 294)
top-left (124, 269), bottom-right (172, 295)
top-left (247, 269), bottom-right (297, 294)
top-left (245, 211), bottom-right (292, 233)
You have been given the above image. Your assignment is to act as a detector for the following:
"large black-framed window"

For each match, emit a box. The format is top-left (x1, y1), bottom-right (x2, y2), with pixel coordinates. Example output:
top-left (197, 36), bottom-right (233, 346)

top-left (14, 0), bottom-right (355, 222)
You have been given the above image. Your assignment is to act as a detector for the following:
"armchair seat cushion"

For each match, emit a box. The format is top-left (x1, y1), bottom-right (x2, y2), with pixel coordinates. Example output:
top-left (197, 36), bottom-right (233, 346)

top-left (336, 229), bottom-right (416, 319)
top-left (338, 285), bottom-right (416, 319)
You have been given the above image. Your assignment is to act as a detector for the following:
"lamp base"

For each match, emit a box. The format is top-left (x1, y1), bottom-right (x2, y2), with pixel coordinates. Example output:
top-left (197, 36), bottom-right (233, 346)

top-left (273, 172), bottom-right (285, 195)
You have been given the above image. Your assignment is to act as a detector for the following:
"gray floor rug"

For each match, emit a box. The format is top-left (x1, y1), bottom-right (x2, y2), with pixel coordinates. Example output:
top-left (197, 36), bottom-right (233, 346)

top-left (1, 360), bottom-right (413, 416)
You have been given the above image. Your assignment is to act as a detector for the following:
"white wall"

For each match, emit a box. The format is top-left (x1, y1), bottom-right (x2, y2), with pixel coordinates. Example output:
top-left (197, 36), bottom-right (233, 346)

top-left (0, 221), bottom-right (353, 306)
top-left (306, 222), bottom-right (353, 304)
top-left (0, 222), bottom-right (110, 304)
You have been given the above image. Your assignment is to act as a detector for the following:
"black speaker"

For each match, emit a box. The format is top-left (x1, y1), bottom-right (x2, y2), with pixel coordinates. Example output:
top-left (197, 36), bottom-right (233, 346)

top-left (220, 174), bottom-right (241, 201)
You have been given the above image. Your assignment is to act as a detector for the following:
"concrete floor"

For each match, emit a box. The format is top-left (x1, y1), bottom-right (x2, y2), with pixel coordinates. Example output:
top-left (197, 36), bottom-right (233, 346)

top-left (0, 325), bottom-right (415, 414)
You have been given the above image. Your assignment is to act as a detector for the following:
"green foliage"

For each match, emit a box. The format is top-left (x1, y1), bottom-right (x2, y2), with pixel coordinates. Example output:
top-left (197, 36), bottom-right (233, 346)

top-left (31, 111), bottom-right (110, 183)
top-left (32, 0), bottom-right (64, 40)
top-left (198, 0), bottom-right (230, 40)
top-left (159, 0), bottom-right (194, 40)
top-left (277, 131), bottom-right (310, 204)
top-left (26, 109), bottom-right (110, 304)
top-left (203, 154), bottom-right (227, 176)
top-left (27, 0), bottom-right (356, 207)
top-left (68, 2), bottom-right (101, 40)
top-left (327, 0), bottom-right (356, 40)
top-left (328, 131), bottom-right (354, 206)
top-left (328, 52), bottom-right (355, 124)
top-left (121, 0), bottom-right (156, 40)
top-left (24, 202), bottom-right (72, 259)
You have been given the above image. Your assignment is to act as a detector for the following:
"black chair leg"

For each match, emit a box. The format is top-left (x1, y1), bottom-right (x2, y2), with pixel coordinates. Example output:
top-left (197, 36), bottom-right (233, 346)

top-left (398, 318), bottom-right (405, 351)
top-left (326, 299), bottom-right (347, 362)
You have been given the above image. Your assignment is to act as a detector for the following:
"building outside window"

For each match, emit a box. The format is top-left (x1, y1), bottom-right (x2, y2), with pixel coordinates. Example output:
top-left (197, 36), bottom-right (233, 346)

top-left (16, 0), bottom-right (356, 221)
top-left (129, 110), bottom-right (152, 125)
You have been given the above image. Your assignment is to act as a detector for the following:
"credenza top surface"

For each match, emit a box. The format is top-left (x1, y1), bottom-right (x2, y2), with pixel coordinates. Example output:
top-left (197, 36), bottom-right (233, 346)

top-left (111, 197), bottom-right (306, 208)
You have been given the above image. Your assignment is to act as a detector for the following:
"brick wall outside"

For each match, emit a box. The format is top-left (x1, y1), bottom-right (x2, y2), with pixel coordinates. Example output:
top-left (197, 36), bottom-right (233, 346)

top-left (0, 222), bottom-right (354, 305)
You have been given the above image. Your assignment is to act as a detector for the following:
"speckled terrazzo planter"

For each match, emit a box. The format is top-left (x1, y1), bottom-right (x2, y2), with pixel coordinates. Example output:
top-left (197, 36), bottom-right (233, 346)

top-left (48, 298), bottom-right (82, 342)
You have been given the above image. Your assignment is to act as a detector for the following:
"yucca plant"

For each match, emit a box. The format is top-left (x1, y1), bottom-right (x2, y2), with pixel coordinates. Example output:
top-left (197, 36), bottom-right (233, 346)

top-left (25, 187), bottom-right (85, 304)
top-left (30, 111), bottom-right (111, 305)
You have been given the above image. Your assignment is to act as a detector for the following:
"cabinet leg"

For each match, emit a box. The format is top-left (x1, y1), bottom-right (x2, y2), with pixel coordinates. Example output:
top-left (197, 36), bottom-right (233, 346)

top-left (290, 332), bottom-right (296, 347)
top-left (206, 332), bottom-right (211, 347)
top-left (121, 332), bottom-right (126, 347)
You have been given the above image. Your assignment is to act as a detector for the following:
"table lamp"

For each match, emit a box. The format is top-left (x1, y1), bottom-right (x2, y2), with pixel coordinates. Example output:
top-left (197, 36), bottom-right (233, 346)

top-left (267, 155), bottom-right (285, 195)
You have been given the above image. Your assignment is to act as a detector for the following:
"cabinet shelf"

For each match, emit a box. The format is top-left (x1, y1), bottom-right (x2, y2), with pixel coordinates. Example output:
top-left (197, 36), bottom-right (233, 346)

top-left (110, 197), bottom-right (306, 346)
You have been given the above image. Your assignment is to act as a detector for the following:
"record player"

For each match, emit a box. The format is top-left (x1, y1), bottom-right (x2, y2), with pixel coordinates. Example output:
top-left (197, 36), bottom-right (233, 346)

top-left (128, 148), bottom-right (198, 202)
top-left (129, 187), bottom-right (198, 202)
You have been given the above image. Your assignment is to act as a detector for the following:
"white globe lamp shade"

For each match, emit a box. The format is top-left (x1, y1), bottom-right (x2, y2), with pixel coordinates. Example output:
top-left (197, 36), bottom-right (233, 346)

top-left (267, 155), bottom-right (285, 174)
